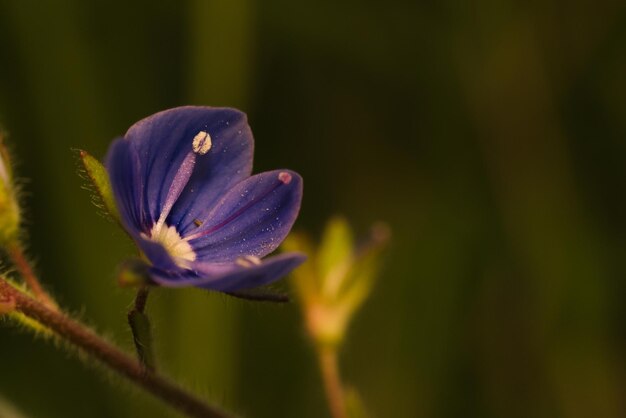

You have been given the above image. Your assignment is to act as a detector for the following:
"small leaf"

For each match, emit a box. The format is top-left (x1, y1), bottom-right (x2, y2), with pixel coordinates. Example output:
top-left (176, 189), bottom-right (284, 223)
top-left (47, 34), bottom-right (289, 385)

top-left (78, 149), bottom-right (121, 224)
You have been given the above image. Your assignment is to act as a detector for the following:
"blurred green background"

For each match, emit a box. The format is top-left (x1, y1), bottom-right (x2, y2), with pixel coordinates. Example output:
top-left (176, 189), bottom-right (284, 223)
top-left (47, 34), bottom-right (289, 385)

top-left (1, 1), bottom-right (626, 417)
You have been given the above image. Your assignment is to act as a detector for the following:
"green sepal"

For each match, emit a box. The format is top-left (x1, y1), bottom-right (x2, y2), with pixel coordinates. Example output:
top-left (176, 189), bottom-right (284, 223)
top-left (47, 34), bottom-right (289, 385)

top-left (338, 223), bottom-right (390, 318)
top-left (78, 149), bottom-right (121, 224)
top-left (128, 309), bottom-right (156, 372)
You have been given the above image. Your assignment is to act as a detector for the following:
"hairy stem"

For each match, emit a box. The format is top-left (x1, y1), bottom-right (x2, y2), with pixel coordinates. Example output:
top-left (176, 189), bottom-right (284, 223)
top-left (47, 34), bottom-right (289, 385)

top-left (317, 346), bottom-right (347, 418)
top-left (0, 279), bottom-right (233, 418)
top-left (6, 243), bottom-right (57, 310)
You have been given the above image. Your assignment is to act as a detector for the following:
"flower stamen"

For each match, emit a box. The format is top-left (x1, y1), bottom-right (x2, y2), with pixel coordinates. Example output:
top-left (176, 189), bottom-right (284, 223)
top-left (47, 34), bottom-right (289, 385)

top-left (192, 131), bottom-right (212, 155)
top-left (153, 151), bottom-right (196, 233)
top-left (154, 131), bottom-right (213, 233)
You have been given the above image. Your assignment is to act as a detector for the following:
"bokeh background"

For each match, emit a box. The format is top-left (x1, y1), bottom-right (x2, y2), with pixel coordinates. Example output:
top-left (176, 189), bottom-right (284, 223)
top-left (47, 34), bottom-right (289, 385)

top-left (1, 1), bottom-right (626, 417)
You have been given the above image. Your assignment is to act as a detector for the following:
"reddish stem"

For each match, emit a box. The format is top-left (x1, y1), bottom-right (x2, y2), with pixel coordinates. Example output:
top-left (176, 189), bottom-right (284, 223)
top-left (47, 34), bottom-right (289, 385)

top-left (0, 279), bottom-right (232, 418)
top-left (6, 243), bottom-right (57, 310)
top-left (318, 347), bottom-right (347, 418)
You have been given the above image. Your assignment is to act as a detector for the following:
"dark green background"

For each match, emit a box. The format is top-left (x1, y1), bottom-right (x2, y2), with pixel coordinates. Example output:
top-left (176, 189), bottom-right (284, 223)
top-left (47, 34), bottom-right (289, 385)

top-left (1, 1), bottom-right (626, 417)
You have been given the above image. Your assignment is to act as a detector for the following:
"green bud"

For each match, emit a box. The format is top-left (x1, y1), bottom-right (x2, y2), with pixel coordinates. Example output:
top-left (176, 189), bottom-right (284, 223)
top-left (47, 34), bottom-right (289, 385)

top-left (0, 135), bottom-right (21, 245)
top-left (286, 218), bottom-right (390, 349)
top-left (78, 149), bottom-right (121, 224)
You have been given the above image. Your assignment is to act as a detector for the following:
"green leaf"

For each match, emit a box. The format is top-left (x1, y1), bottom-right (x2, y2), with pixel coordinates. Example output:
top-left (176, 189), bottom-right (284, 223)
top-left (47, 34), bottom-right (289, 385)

top-left (78, 149), bottom-right (121, 224)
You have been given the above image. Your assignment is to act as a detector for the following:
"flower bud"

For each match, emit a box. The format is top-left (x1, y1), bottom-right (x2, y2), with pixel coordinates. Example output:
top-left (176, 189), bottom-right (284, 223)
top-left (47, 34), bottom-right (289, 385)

top-left (284, 217), bottom-right (390, 349)
top-left (0, 135), bottom-right (21, 245)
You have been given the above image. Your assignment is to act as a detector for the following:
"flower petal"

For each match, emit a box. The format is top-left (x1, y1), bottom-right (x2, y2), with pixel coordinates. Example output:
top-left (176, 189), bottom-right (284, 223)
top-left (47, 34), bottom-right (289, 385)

top-left (184, 169), bottom-right (303, 262)
top-left (150, 252), bottom-right (306, 291)
top-left (124, 106), bottom-right (254, 226)
top-left (105, 138), bottom-right (146, 233)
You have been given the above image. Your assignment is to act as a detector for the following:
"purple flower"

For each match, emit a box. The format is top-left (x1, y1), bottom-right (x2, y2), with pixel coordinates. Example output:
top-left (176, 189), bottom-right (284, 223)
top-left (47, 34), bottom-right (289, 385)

top-left (106, 106), bottom-right (305, 292)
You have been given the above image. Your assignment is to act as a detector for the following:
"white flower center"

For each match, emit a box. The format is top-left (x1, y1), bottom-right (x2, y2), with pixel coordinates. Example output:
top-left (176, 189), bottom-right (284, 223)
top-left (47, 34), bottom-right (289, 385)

top-left (147, 223), bottom-right (196, 268)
